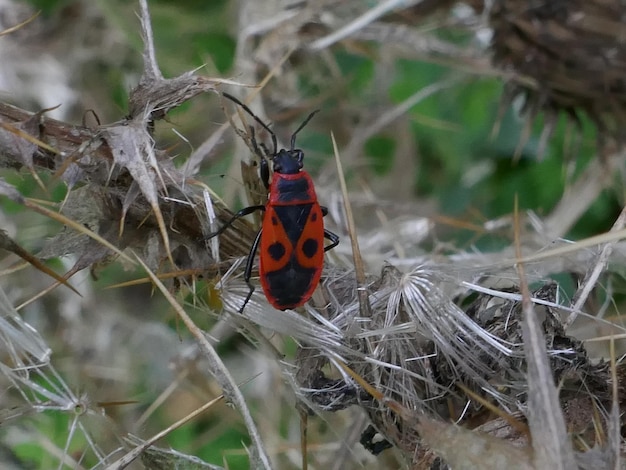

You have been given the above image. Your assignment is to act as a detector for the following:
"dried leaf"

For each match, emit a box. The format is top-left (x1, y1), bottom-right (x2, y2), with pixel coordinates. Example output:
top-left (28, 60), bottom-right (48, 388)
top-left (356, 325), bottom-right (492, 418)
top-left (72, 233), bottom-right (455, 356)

top-left (101, 120), bottom-right (173, 265)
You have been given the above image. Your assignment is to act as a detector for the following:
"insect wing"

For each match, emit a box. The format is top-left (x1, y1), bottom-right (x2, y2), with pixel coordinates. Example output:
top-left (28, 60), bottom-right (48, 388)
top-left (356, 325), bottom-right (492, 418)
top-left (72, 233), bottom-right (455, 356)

top-left (294, 203), bottom-right (325, 271)
top-left (259, 205), bottom-right (294, 274)
top-left (259, 204), bottom-right (325, 309)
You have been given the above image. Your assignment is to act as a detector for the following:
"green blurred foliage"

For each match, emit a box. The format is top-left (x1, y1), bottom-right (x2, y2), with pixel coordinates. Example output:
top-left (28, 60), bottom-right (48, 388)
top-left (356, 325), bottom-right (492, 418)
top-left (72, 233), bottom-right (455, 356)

top-left (387, 58), bottom-right (606, 238)
top-left (179, 423), bottom-right (250, 469)
top-left (365, 135), bottom-right (396, 175)
top-left (13, 440), bottom-right (44, 468)
top-left (334, 51), bottom-right (375, 96)
top-left (24, 0), bottom-right (68, 16)
top-left (13, 414), bottom-right (94, 468)
top-left (134, 1), bottom-right (234, 75)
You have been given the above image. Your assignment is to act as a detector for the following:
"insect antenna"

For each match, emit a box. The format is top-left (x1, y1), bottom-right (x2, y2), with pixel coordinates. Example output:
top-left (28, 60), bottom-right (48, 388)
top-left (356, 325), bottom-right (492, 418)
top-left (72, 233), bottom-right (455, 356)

top-left (222, 92), bottom-right (278, 155)
top-left (290, 109), bottom-right (320, 150)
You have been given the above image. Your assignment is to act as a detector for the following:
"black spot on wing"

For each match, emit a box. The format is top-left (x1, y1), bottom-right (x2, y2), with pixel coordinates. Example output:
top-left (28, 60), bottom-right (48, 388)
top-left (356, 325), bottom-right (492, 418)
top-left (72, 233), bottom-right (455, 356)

top-left (268, 241), bottom-right (286, 261)
top-left (310, 211), bottom-right (318, 222)
top-left (271, 215), bottom-right (279, 226)
top-left (302, 238), bottom-right (318, 258)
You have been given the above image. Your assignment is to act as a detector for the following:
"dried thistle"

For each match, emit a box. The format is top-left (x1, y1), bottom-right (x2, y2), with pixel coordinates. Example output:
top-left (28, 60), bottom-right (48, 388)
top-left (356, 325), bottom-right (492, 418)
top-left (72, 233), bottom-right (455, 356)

top-left (489, 1), bottom-right (626, 151)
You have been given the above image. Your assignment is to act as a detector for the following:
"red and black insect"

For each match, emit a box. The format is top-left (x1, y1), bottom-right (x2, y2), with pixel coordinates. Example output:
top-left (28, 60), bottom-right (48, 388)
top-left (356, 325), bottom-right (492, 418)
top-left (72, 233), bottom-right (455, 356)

top-left (207, 93), bottom-right (339, 312)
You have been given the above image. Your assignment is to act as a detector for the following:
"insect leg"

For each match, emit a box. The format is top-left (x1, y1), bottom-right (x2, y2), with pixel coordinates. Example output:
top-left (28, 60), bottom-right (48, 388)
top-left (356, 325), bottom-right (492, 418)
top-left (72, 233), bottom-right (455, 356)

top-left (248, 125), bottom-right (263, 159)
top-left (319, 207), bottom-right (339, 251)
top-left (205, 205), bottom-right (266, 239)
top-left (249, 125), bottom-right (270, 190)
top-left (259, 153), bottom-right (270, 190)
top-left (240, 228), bottom-right (263, 313)
top-left (323, 229), bottom-right (340, 252)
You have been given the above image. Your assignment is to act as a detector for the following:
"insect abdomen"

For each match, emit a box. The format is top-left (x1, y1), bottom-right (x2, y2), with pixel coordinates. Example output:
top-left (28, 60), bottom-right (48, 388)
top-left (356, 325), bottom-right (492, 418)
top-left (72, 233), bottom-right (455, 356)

top-left (263, 261), bottom-right (319, 309)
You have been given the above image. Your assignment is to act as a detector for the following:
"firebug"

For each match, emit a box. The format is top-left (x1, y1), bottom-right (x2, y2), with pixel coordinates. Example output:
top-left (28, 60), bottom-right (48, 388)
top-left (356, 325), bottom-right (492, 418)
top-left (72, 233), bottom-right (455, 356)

top-left (207, 93), bottom-right (339, 312)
